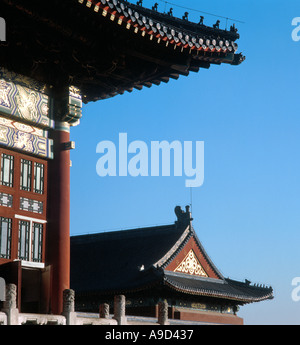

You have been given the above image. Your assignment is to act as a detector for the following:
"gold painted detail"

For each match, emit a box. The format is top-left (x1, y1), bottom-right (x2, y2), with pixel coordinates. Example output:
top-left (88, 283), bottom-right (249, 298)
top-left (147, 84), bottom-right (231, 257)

top-left (174, 249), bottom-right (208, 277)
top-left (69, 86), bottom-right (82, 100)
top-left (191, 303), bottom-right (206, 310)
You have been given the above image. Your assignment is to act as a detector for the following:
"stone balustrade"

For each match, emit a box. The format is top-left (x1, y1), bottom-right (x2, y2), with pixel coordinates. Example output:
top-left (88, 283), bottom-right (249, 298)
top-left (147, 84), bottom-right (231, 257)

top-left (0, 283), bottom-right (169, 326)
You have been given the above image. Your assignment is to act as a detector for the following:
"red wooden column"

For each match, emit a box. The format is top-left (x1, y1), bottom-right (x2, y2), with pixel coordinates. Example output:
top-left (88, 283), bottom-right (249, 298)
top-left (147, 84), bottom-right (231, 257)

top-left (47, 121), bottom-right (71, 315)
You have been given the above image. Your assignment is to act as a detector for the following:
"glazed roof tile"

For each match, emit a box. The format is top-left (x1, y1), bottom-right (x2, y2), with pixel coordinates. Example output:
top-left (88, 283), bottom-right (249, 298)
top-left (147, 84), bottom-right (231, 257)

top-left (80, 0), bottom-right (245, 65)
top-left (164, 272), bottom-right (273, 303)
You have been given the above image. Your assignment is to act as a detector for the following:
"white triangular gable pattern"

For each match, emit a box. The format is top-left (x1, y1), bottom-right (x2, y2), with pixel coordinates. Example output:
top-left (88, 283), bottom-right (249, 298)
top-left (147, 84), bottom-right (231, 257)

top-left (174, 249), bottom-right (208, 277)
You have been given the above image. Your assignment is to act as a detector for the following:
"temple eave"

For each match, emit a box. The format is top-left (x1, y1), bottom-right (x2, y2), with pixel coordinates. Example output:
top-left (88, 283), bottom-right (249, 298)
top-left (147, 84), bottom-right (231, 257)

top-left (163, 281), bottom-right (274, 305)
top-left (0, 0), bottom-right (244, 103)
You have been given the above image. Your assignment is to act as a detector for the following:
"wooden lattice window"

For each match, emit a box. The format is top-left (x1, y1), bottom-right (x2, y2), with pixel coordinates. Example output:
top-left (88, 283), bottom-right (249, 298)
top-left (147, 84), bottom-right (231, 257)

top-left (0, 217), bottom-right (12, 259)
top-left (20, 158), bottom-right (32, 191)
top-left (0, 153), bottom-right (14, 187)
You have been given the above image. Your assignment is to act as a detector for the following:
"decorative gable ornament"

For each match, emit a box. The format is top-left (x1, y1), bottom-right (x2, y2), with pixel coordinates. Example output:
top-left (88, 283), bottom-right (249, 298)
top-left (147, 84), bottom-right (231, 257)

top-left (174, 250), bottom-right (208, 277)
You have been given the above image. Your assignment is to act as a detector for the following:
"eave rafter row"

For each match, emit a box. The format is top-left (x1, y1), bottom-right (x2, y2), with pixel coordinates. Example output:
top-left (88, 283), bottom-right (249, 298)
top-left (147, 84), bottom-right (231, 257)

top-left (78, 0), bottom-right (244, 64)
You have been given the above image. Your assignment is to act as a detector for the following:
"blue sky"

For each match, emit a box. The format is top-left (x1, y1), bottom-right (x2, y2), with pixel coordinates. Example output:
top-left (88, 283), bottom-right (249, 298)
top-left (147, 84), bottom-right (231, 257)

top-left (69, 0), bottom-right (300, 325)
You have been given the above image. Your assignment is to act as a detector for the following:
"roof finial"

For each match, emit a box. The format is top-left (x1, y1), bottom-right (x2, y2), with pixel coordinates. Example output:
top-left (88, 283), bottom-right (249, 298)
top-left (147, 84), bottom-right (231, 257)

top-left (198, 16), bottom-right (204, 25)
top-left (136, 0), bottom-right (143, 6)
top-left (213, 20), bottom-right (220, 29)
top-left (182, 12), bottom-right (189, 21)
top-left (152, 2), bottom-right (158, 11)
top-left (167, 8), bottom-right (173, 17)
top-left (230, 23), bottom-right (238, 33)
top-left (175, 205), bottom-right (193, 228)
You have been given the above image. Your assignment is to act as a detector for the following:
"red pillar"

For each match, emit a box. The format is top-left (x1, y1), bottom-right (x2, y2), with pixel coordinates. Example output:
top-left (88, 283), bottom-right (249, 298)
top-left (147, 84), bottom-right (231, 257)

top-left (47, 122), bottom-right (71, 315)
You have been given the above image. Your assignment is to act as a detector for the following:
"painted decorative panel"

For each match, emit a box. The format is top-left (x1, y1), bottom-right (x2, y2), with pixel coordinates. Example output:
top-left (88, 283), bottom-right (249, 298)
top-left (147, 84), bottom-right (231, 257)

top-left (0, 78), bottom-right (53, 129)
top-left (0, 116), bottom-right (49, 138)
top-left (0, 116), bottom-right (53, 159)
top-left (0, 67), bottom-right (47, 95)
top-left (0, 69), bottom-right (83, 129)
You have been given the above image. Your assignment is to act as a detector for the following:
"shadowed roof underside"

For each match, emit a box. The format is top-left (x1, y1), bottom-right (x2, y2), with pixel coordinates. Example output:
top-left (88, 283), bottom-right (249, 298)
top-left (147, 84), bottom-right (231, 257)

top-left (0, 0), bottom-right (245, 103)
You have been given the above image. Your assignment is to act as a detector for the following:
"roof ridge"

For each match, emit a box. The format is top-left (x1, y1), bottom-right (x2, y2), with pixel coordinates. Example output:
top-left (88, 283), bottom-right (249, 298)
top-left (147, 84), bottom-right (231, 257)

top-left (225, 278), bottom-right (273, 292)
top-left (71, 223), bottom-right (177, 241)
top-left (153, 225), bottom-right (191, 268)
top-left (125, 0), bottom-right (240, 40)
top-left (80, 0), bottom-right (244, 66)
top-left (190, 226), bottom-right (224, 280)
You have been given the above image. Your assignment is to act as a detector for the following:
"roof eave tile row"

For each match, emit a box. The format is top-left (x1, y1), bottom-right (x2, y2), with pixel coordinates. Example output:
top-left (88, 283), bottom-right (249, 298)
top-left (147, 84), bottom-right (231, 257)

top-left (163, 273), bottom-right (274, 304)
top-left (79, 0), bottom-right (245, 65)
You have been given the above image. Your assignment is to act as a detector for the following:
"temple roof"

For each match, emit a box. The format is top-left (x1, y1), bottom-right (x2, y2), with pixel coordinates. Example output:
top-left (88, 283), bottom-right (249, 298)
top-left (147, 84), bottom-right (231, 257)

top-left (0, 0), bottom-right (245, 103)
top-left (70, 206), bottom-right (273, 305)
top-left (164, 273), bottom-right (273, 304)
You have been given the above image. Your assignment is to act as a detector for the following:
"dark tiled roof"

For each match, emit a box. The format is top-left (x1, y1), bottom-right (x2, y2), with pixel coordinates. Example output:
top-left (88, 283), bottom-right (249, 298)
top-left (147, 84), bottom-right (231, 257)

top-left (70, 224), bottom-right (187, 293)
top-left (164, 272), bottom-right (273, 303)
top-left (76, 0), bottom-right (245, 101)
top-left (70, 207), bottom-right (273, 304)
